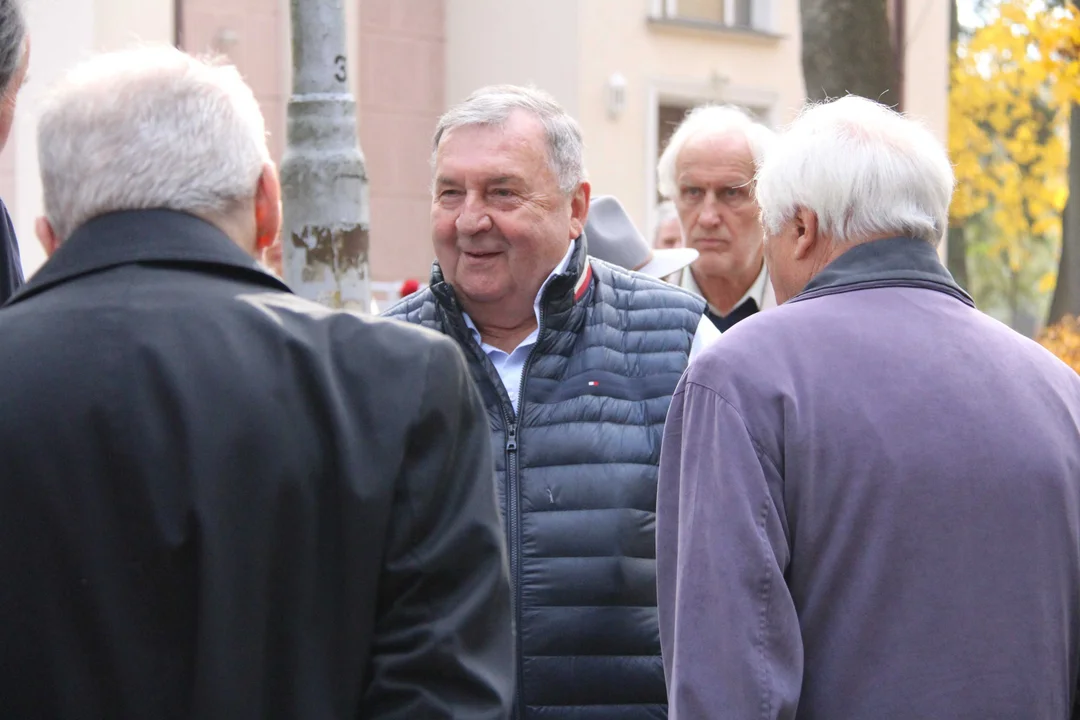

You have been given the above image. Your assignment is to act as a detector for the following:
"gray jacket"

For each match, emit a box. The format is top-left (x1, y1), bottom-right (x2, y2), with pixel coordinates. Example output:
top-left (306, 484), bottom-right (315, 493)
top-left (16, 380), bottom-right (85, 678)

top-left (658, 236), bottom-right (1080, 719)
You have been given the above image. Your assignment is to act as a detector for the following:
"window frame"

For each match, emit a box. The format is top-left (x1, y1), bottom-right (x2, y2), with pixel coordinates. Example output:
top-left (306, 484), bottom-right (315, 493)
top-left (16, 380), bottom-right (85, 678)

top-left (649, 0), bottom-right (772, 33)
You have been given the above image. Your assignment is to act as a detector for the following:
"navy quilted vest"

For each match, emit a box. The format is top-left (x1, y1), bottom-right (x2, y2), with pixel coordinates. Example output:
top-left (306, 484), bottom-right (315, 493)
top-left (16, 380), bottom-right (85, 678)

top-left (383, 237), bottom-right (705, 719)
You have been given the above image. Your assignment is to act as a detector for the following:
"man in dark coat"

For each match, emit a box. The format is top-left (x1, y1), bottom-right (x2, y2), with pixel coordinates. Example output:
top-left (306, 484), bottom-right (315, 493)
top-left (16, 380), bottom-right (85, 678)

top-left (0, 46), bottom-right (514, 720)
top-left (385, 85), bottom-right (716, 719)
top-left (0, 0), bottom-right (29, 303)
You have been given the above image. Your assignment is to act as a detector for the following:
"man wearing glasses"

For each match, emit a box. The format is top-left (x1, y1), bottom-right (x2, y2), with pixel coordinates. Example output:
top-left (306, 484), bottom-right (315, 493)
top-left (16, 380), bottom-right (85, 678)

top-left (658, 105), bottom-right (777, 330)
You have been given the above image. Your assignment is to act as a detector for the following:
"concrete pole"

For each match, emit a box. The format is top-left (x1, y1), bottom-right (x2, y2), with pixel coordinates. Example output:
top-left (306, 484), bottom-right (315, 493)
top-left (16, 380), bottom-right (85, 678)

top-left (281, 0), bottom-right (370, 311)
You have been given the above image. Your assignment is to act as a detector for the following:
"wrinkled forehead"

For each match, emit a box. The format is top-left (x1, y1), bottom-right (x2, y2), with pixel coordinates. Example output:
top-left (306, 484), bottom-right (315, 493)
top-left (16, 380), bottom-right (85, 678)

top-left (434, 112), bottom-right (551, 179)
top-left (675, 130), bottom-right (756, 182)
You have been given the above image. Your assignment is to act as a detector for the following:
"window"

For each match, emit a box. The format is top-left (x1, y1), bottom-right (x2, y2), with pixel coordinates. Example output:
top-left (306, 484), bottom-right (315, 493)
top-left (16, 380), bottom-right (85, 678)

top-left (655, 0), bottom-right (765, 31)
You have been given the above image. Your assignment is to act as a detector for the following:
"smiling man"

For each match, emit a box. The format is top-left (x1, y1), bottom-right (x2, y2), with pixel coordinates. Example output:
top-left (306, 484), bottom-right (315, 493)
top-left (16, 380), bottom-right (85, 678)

top-left (658, 105), bottom-right (777, 330)
top-left (385, 84), bottom-right (716, 719)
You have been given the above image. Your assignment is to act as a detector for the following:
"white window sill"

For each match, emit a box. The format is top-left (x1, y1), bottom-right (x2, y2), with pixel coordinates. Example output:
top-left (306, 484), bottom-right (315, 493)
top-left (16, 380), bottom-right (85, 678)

top-left (646, 15), bottom-right (784, 42)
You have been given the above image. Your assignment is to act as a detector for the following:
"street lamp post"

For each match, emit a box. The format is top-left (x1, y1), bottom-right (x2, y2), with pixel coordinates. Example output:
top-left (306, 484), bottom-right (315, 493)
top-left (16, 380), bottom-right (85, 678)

top-left (281, 0), bottom-right (370, 311)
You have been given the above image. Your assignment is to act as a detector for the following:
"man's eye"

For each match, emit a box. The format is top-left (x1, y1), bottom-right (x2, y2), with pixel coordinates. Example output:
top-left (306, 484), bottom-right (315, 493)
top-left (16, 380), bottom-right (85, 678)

top-left (682, 187), bottom-right (703, 198)
top-left (439, 189), bottom-right (462, 198)
top-left (725, 187), bottom-right (742, 197)
top-left (492, 189), bottom-right (514, 198)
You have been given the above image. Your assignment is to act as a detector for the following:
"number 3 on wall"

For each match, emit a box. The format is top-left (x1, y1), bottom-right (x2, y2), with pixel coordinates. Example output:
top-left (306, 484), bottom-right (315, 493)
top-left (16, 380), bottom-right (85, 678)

top-left (334, 55), bottom-right (347, 83)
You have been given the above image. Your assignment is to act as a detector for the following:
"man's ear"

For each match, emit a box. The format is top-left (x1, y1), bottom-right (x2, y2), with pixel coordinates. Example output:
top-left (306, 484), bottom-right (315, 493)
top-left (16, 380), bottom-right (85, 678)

top-left (568, 181), bottom-right (591, 239)
top-left (35, 216), bottom-right (60, 257)
top-left (254, 162), bottom-right (282, 251)
top-left (792, 207), bottom-right (819, 261)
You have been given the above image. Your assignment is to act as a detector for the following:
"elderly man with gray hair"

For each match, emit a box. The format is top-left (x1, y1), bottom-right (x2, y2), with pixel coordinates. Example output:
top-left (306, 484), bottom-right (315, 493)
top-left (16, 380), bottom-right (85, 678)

top-left (0, 0), bottom-right (29, 303)
top-left (657, 95), bottom-right (1080, 719)
top-left (659, 104), bottom-right (777, 330)
top-left (0, 46), bottom-right (514, 719)
top-left (385, 84), bottom-right (716, 719)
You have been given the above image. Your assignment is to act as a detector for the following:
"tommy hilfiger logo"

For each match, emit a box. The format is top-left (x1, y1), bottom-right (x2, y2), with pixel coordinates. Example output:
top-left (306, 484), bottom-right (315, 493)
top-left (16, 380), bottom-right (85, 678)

top-left (588, 381), bottom-right (599, 387)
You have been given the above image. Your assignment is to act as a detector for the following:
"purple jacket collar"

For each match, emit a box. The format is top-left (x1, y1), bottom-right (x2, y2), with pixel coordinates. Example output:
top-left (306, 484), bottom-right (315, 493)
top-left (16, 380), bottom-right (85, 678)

top-left (791, 236), bottom-right (974, 308)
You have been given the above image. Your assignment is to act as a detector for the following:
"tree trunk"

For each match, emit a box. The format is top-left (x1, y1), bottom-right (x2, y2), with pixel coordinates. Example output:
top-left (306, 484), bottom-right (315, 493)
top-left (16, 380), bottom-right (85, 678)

top-left (945, 0), bottom-right (969, 288)
top-left (946, 225), bottom-right (968, 289)
top-left (1049, 104), bottom-right (1080, 325)
top-left (800, 0), bottom-right (899, 103)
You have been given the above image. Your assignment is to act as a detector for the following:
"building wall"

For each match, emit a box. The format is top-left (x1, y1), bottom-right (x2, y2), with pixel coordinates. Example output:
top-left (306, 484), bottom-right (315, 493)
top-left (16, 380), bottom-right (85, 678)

top-left (445, 0), bottom-right (581, 115)
top-left (9, 0), bottom-right (174, 278)
top-left (179, 0), bottom-right (288, 163)
top-left (576, 0), bottom-right (805, 237)
top-left (358, 0), bottom-right (445, 282)
top-left (901, 0), bottom-right (950, 144)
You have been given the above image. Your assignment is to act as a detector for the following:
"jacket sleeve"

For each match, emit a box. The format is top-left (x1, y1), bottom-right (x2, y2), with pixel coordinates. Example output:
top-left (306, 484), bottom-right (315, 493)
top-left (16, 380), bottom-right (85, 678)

top-left (360, 336), bottom-right (514, 720)
top-left (657, 379), bottom-right (801, 720)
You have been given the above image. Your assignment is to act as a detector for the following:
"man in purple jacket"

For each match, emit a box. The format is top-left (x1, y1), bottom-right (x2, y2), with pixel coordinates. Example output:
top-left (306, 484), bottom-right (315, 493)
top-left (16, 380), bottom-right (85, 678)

top-left (657, 95), bottom-right (1080, 719)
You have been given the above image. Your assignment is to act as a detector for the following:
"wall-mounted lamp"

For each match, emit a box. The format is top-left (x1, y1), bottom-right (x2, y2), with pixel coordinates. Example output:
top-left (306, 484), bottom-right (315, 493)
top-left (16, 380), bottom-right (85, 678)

top-left (606, 72), bottom-right (628, 121)
top-left (708, 69), bottom-right (730, 100)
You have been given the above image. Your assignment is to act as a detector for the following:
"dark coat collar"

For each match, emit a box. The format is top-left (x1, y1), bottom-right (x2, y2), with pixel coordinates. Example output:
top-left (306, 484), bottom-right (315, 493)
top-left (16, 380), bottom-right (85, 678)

top-left (791, 236), bottom-right (975, 307)
top-left (6, 209), bottom-right (290, 306)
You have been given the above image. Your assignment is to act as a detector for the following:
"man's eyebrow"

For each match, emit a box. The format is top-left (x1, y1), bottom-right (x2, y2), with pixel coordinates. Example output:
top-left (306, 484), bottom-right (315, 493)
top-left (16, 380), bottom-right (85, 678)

top-left (488, 175), bottom-right (524, 185)
top-left (434, 175), bottom-right (526, 187)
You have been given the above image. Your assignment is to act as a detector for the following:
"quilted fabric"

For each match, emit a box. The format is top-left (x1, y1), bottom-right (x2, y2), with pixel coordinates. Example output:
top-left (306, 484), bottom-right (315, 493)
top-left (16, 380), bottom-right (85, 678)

top-left (384, 237), bottom-right (704, 719)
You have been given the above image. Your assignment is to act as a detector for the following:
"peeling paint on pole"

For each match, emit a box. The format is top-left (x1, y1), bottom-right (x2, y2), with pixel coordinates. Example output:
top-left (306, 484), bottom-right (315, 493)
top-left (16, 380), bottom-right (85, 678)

top-left (281, 0), bottom-right (370, 312)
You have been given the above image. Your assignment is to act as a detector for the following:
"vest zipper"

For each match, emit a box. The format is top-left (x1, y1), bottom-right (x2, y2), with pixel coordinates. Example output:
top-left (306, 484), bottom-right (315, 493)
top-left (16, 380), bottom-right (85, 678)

top-left (506, 301), bottom-right (545, 720)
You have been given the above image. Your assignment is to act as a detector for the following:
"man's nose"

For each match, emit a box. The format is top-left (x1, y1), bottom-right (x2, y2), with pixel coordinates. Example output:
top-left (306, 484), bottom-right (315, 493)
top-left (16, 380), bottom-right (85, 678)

top-left (698, 196), bottom-right (722, 228)
top-left (455, 195), bottom-right (493, 236)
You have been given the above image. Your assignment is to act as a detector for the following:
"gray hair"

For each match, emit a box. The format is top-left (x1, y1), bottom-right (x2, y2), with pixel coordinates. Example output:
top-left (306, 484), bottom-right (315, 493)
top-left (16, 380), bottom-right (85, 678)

top-left (653, 200), bottom-right (679, 245)
top-left (657, 104), bottom-right (775, 200)
top-left (432, 84), bottom-right (587, 194)
top-left (37, 45), bottom-right (270, 242)
top-left (0, 0), bottom-right (26, 97)
top-left (755, 96), bottom-right (954, 246)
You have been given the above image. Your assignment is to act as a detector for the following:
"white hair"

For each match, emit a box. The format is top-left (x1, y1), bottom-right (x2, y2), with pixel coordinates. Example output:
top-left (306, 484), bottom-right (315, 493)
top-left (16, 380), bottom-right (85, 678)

top-left (657, 104), bottom-right (775, 200)
top-left (755, 96), bottom-right (954, 247)
top-left (37, 45), bottom-right (270, 242)
top-left (652, 200), bottom-right (679, 245)
top-left (432, 84), bottom-right (587, 194)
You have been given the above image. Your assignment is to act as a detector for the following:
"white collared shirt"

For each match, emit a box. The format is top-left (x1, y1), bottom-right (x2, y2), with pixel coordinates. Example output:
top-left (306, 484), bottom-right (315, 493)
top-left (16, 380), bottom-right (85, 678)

top-left (681, 260), bottom-right (777, 318)
top-left (464, 240), bottom-right (719, 413)
top-left (462, 241), bottom-right (577, 414)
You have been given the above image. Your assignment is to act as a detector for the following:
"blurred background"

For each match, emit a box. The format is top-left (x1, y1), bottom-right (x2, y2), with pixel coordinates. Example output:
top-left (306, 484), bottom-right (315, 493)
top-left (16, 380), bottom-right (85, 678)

top-left (6, 0), bottom-right (1080, 370)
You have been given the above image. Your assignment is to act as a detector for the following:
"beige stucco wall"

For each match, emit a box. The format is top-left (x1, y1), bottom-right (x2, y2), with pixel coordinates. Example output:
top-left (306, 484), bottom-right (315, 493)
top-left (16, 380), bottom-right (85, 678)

top-left (576, 0), bottom-right (806, 237)
top-left (444, 0), bottom-right (580, 115)
top-left (901, 0), bottom-right (950, 143)
top-left (900, 0), bottom-right (951, 260)
top-left (357, 0), bottom-right (446, 282)
top-left (95, 0), bottom-right (174, 52)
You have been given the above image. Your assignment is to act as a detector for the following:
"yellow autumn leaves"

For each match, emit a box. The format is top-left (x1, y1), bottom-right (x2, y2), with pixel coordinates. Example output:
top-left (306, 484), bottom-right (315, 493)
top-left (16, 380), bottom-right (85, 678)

top-left (1039, 315), bottom-right (1080, 373)
top-left (948, 0), bottom-right (1078, 256)
top-left (950, 1), bottom-right (1080, 368)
